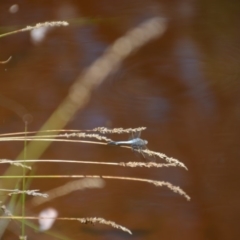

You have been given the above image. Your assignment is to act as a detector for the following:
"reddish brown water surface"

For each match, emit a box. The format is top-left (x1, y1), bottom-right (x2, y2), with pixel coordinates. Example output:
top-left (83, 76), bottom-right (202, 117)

top-left (0, 1), bottom-right (240, 239)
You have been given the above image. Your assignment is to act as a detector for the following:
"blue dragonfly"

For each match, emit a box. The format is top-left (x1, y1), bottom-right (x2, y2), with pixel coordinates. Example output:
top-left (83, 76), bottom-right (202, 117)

top-left (108, 131), bottom-right (154, 161)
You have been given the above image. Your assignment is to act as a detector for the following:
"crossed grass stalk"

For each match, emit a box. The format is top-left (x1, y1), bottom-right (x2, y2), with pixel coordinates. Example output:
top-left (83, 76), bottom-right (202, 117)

top-left (0, 17), bottom-right (190, 239)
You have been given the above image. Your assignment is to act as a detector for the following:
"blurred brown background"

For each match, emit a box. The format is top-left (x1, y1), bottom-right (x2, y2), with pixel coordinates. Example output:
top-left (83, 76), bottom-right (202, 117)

top-left (0, 0), bottom-right (240, 239)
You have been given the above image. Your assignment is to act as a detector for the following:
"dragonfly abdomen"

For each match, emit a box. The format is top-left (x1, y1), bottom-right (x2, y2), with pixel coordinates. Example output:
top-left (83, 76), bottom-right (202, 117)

top-left (108, 141), bottom-right (118, 146)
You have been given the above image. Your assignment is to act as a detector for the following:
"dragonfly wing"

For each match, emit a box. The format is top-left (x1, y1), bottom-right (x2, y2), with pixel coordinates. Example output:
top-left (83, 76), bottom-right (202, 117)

top-left (128, 132), bottom-right (134, 140)
top-left (140, 146), bottom-right (156, 162)
top-left (135, 131), bottom-right (141, 138)
top-left (132, 145), bottom-right (156, 162)
top-left (129, 130), bottom-right (141, 140)
top-left (131, 146), bottom-right (144, 160)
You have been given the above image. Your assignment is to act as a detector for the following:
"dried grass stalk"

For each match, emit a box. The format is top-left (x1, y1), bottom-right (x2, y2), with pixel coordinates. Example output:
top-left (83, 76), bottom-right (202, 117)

top-left (141, 149), bottom-right (188, 170)
top-left (93, 127), bottom-right (146, 134)
top-left (78, 217), bottom-right (132, 235)
top-left (24, 21), bottom-right (69, 31)
top-left (119, 162), bottom-right (180, 168)
top-left (0, 215), bottom-right (131, 235)
top-left (0, 159), bottom-right (31, 170)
